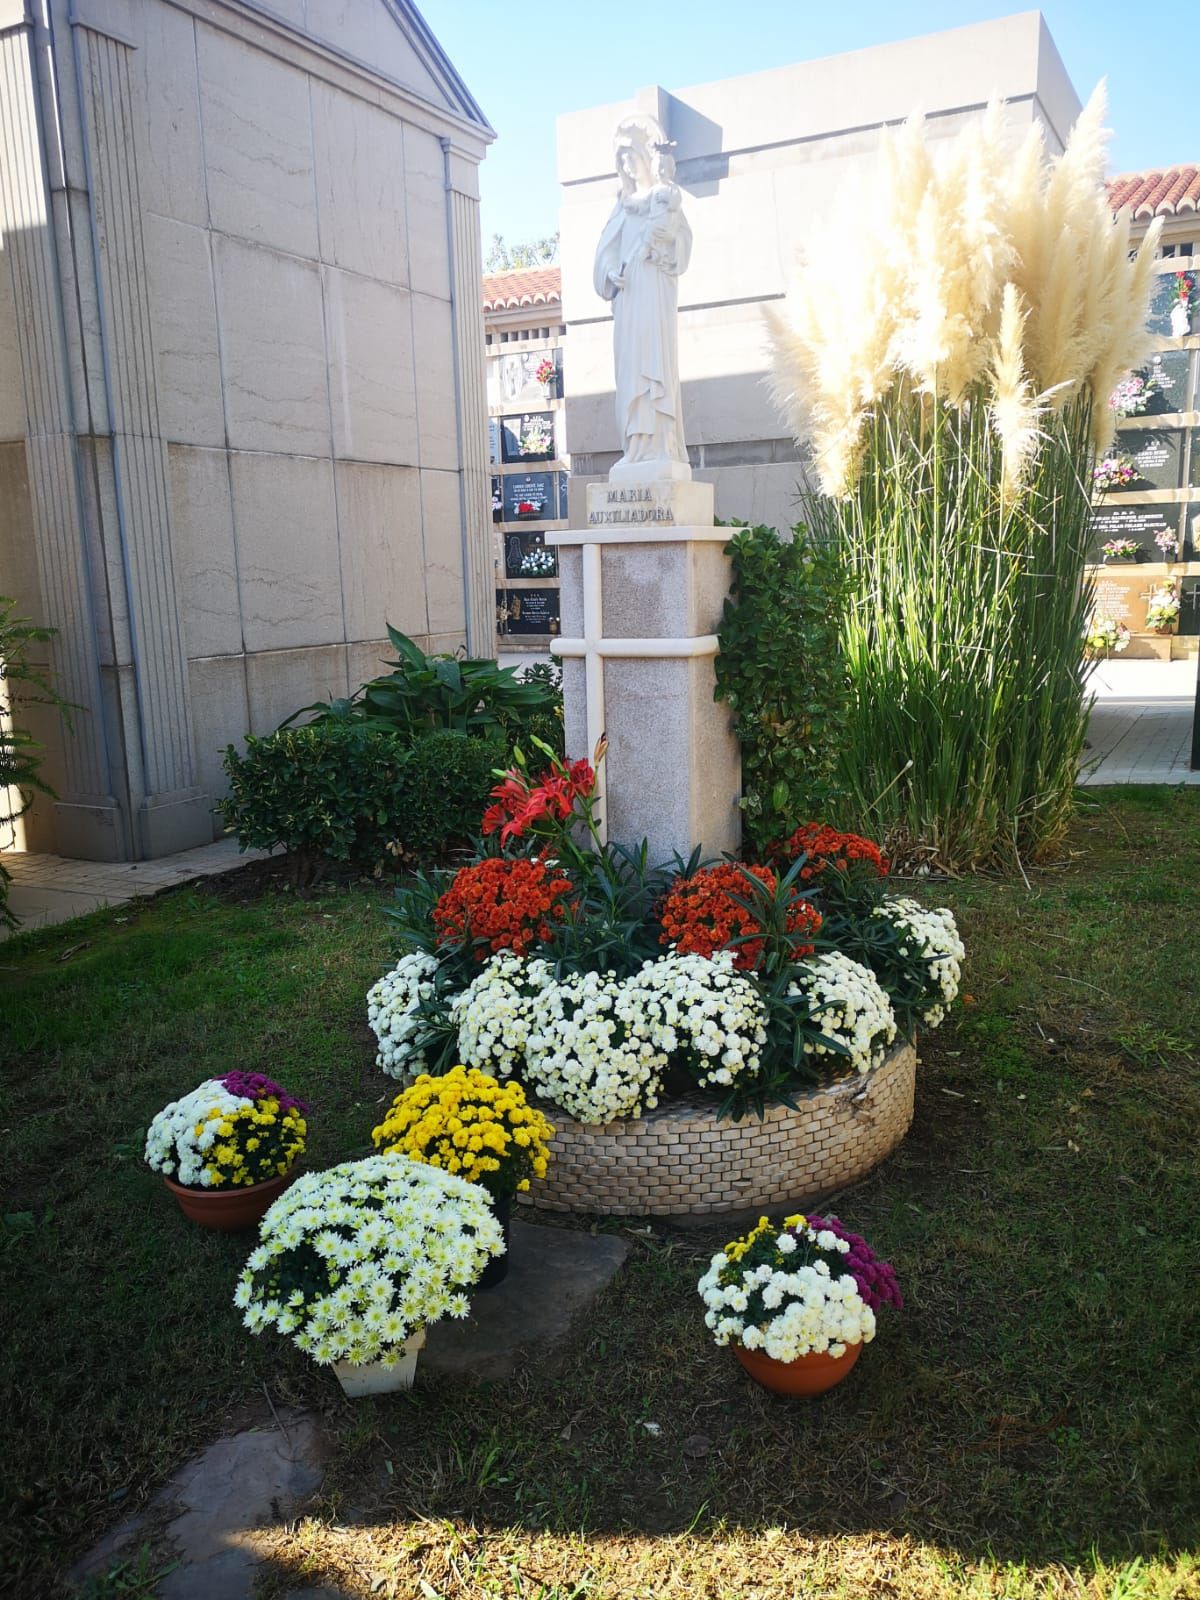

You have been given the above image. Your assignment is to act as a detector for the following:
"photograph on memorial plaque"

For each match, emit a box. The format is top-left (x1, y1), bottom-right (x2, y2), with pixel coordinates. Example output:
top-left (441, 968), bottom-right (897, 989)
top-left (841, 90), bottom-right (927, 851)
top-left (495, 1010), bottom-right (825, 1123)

top-left (501, 587), bottom-right (561, 635)
top-left (504, 532), bottom-right (558, 580)
top-left (491, 475), bottom-right (503, 522)
top-left (500, 411), bottom-right (557, 464)
top-left (488, 417), bottom-right (501, 466)
top-left (1089, 502), bottom-right (1181, 562)
top-left (502, 470), bottom-right (566, 522)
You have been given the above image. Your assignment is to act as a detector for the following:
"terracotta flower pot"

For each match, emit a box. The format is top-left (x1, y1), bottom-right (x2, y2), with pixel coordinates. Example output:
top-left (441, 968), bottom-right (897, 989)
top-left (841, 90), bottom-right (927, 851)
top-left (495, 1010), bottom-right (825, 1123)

top-left (163, 1167), bottom-right (297, 1232)
top-left (733, 1340), bottom-right (862, 1397)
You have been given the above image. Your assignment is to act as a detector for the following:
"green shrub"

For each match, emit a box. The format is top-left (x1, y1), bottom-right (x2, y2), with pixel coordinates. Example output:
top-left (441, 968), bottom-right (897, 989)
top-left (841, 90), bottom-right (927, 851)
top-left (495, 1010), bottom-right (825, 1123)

top-left (395, 730), bottom-right (505, 861)
top-left (286, 625), bottom-right (560, 749)
top-left (714, 526), bottom-right (849, 856)
top-left (219, 724), bottom-right (409, 884)
top-left (218, 724), bottom-right (505, 881)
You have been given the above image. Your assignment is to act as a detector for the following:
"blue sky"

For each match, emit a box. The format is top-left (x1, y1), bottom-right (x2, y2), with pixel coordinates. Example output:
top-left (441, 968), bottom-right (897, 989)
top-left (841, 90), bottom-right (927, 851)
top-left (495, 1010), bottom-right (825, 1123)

top-left (417, 0), bottom-right (1193, 252)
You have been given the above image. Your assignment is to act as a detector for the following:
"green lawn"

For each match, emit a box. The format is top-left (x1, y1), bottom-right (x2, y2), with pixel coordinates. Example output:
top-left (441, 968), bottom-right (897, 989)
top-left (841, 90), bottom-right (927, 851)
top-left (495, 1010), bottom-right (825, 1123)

top-left (2, 791), bottom-right (1198, 1599)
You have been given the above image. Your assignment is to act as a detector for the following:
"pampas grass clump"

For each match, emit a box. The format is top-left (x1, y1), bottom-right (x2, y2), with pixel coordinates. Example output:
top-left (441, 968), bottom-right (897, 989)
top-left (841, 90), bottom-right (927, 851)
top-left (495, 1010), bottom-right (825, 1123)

top-left (766, 87), bottom-right (1160, 871)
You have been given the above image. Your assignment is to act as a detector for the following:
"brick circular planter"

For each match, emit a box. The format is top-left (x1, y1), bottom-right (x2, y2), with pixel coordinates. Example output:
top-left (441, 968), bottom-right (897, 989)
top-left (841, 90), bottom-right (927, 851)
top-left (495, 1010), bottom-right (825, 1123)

top-left (520, 1041), bottom-right (916, 1217)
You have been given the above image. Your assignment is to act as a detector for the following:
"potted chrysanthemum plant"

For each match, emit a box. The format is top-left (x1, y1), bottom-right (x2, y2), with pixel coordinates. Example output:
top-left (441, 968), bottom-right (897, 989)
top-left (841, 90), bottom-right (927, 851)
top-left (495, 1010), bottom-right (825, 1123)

top-left (236, 1155), bottom-right (504, 1395)
top-left (698, 1212), bottom-right (901, 1396)
top-left (144, 1072), bottom-right (308, 1231)
top-left (371, 1066), bottom-right (553, 1288)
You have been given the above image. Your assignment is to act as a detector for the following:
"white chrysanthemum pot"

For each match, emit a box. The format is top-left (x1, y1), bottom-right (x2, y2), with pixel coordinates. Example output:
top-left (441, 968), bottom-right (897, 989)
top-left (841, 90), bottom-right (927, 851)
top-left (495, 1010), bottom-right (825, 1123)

top-left (333, 1329), bottom-right (426, 1397)
top-left (1170, 300), bottom-right (1191, 338)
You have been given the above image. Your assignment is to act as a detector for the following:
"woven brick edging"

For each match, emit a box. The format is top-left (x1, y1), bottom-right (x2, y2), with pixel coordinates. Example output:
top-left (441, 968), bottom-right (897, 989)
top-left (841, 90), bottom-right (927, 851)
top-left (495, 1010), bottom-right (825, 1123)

top-left (520, 1041), bottom-right (917, 1217)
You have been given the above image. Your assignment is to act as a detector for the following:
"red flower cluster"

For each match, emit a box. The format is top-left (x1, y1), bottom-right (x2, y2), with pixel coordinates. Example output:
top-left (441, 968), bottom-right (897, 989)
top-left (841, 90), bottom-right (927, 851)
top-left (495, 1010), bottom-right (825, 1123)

top-left (482, 760), bottom-right (595, 846)
top-left (432, 858), bottom-right (574, 959)
top-left (658, 863), bottom-right (822, 970)
top-left (771, 823), bottom-right (889, 883)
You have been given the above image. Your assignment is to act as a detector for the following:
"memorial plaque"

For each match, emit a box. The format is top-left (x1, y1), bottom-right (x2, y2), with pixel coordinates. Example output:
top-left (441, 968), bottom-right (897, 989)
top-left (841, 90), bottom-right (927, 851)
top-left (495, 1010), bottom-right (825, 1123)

top-left (501, 586), bottom-right (561, 635)
top-left (500, 411), bottom-right (557, 464)
top-left (1180, 577), bottom-right (1200, 635)
top-left (1147, 272), bottom-right (1194, 337)
top-left (1146, 350), bottom-right (1191, 413)
top-left (1090, 569), bottom-right (1153, 632)
top-left (488, 350), bottom-right (558, 408)
top-left (1120, 431), bottom-right (1181, 490)
top-left (502, 470), bottom-right (565, 522)
top-left (504, 531), bottom-right (557, 580)
top-left (491, 475), bottom-right (503, 522)
top-left (1090, 502), bottom-right (1180, 554)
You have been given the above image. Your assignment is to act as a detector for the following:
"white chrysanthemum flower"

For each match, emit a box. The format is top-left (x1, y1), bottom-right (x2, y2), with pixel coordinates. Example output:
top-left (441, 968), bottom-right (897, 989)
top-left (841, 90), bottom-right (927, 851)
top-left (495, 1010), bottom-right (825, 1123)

top-left (144, 1080), bottom-right (251, 1185)
top-left (452, 952), bottom-right (555, 1080)
top-left (233, 1155), bottom-right (503, 1366)
top-left (787, 952), bottom-right (897, 1078)
top-left (625, 952), bottom-right (768, 1090)
top-left (367, 951), bottom-right (443, 1081)
top-left (524, 968), bottom-right (667, 1124)
top-left (871, 897), bottom-right (965, 1028)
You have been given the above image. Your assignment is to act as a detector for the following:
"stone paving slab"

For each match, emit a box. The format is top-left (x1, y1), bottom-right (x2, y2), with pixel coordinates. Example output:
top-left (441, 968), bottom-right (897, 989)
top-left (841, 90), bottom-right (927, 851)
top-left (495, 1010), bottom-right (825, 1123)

top-left (67, 1225), bottom-right (628, 1596)
top-left (424, 1219), bottom-right (630, 1379)
top-left (1, 838), bottom-right (266, 938)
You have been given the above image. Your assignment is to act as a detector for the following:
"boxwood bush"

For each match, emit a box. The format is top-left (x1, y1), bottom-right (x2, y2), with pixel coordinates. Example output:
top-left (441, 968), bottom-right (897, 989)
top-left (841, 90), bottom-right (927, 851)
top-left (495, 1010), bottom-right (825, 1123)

top-left (219, 724), bottom-right (504, 882)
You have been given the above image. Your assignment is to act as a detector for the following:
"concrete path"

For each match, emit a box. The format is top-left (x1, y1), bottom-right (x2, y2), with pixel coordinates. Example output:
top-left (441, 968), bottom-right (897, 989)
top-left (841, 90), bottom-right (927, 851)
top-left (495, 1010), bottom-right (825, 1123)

top-left (0, 837), bottom-right (262, 939)
top-left (1081, 657), bottom-right (1199, 786)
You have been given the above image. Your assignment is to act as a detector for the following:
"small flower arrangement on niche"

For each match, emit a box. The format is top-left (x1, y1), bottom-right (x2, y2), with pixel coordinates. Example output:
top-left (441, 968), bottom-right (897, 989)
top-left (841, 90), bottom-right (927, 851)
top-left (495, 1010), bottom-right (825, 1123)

top-left (1085, 615), bottom-right (1131, 656)
top-left (535, 357), bottom-right (556, 387)
top-left (1093, 458), bottom-right (1139, 494)
top-left (518, 416), bottom-right (554, 457)
top-left (515, 499), bottom-right (543, 520)
top-left (697, 1212), bottom-right (901, 1395)
top-left (519, 547), bottom-right (556, 577)
top-left (1145, 585), bottom-right (1181, 633)
top-left (1101, 537), bottom-right (1142, 562)
top-left (234, 1155), bottom-right (503, 1393)
top-left (1109, 369), bottom-right (1165, 418)
top-left (1173, 270), bottom-right (1197, 310)
top-left (1155, 527), bottom-right (1179, 560)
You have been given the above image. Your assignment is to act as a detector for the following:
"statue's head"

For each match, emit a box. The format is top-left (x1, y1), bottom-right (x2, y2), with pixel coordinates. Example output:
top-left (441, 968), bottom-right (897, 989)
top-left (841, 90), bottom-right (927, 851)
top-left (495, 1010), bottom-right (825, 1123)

top-left (613, 115), bottom-right (665, 196)
top-left (652, 143), bottom-right (677, 183)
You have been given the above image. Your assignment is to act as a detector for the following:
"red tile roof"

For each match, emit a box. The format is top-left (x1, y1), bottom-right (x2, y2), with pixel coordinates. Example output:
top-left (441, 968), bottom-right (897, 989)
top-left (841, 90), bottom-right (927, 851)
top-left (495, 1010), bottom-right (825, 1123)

top-left (482, 265), bottom-right (561, 311)
top-left (1108, 166), bottom-right (1200, 219)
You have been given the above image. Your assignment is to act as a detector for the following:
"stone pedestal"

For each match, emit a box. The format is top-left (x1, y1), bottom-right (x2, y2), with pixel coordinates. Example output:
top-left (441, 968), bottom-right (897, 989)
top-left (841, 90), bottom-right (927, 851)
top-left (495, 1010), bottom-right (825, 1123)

top-left (548, 480), bottom-right (740, 863)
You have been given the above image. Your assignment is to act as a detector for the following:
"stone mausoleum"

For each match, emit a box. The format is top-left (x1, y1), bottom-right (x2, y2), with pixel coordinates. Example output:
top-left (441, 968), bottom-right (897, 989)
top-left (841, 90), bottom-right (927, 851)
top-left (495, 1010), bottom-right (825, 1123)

top-left (556, 13), bottom-right (1081, 532)
top-left (0, 0), bottom-right (493, 861)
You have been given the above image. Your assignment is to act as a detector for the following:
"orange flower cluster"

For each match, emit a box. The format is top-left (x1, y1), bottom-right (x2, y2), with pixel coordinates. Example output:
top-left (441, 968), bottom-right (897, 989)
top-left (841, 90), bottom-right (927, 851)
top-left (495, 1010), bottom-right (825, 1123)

top-left (433, 857), bottom-right (574, 959)
top-left (772, 823), bottom-right (889, 883)
top-left (658, 863), bottom-right (822, 970)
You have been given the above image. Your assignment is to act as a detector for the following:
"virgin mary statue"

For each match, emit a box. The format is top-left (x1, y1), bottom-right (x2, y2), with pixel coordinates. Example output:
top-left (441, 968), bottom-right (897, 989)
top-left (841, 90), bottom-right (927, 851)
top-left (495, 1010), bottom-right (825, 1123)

top-left (593, 116), bottom-right (692, 483)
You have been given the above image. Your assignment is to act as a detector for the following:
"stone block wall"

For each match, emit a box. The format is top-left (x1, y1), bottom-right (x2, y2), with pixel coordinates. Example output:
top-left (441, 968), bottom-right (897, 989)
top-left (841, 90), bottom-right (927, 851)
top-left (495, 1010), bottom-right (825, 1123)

top-left (0, 0), bottom-right (493, 858)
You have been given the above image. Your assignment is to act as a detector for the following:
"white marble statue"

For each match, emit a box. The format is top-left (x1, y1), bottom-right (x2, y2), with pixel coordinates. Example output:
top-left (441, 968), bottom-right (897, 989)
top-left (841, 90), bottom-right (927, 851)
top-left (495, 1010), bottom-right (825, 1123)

top-left (593, 116), bottom-right (693, 483)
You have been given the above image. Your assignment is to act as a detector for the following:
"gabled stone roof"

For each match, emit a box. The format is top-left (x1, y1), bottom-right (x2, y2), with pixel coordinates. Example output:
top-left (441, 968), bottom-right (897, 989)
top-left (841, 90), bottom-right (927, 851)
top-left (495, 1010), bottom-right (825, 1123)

top-left (482, 266), bottom-right (561, 312)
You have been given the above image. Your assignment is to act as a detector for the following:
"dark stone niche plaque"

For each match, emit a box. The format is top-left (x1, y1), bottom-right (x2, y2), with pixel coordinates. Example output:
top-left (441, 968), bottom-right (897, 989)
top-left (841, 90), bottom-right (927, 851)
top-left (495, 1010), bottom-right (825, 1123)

top-left (500, 587), bottom-right (561, 635)
top-left (500, 412), bottom-right (557, 465)
top-left (1089, 502), bottom-right (1181, 559)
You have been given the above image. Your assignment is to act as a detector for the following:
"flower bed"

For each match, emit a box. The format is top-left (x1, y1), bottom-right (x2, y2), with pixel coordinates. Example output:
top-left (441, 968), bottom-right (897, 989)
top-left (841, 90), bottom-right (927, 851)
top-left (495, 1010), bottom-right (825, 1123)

top-left (370, 749), bottom-right (963, 1215)
top-left (519, 1039), bottom-right (916, 1216)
